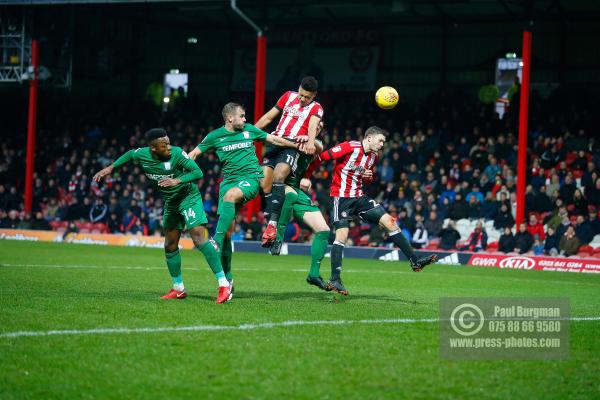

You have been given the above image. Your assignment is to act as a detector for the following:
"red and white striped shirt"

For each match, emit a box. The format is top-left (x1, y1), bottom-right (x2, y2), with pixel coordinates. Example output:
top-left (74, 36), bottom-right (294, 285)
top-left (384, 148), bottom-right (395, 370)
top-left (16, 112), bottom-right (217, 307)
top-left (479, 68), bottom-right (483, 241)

top-left (272, 91), bottom-right (324, 139)
top-left (307, 141), bottom-right (377, 198)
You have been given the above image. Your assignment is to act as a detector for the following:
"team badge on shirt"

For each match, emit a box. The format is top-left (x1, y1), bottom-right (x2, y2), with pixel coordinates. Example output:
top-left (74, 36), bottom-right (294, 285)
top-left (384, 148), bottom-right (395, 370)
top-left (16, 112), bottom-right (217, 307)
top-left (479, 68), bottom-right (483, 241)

top-left (164, 162), bottom-right (171, 170)
top-left (243, 131), bottom-right (250, 139)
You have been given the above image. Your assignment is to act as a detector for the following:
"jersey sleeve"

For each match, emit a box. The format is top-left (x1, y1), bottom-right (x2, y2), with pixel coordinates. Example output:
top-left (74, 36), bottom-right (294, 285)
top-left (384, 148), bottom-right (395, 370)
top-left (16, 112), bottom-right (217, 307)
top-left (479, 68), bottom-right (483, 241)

top-left (175, 148), bottom-right (204, 183)
top-left (246, 124), bottom-right (268, 141)
top-left (275, 91), bottom-right (291, 110)
top-left (198, 132), bottom-right (215, 153)
top-left (112, 149), bottom-right (136, 169)
top-left (318, 141), bottom-right (355, 162)
top-left (310, 103), bottom-right (324, 119)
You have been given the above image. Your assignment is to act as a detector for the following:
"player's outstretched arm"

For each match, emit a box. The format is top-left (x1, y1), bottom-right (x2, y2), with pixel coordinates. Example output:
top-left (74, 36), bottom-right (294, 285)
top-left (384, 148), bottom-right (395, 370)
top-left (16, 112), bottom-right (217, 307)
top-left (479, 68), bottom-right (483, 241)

top-left (303, 115), bottom-right (321, 155)
top-left (159, 152), bottom-right (204, 187)
top-left (265, 134), bottom-right (299, 149)
top-left (93, 149), bottom-right (134, 182)
top-left (254, 107), bottom-right (281, 130)
top-left (187, 147), bottom-right (202, 161)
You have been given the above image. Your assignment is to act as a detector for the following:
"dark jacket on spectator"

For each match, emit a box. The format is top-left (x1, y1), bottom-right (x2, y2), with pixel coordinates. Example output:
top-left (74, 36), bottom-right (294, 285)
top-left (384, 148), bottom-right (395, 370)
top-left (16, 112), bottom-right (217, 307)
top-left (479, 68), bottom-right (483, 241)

top-left (514, 231), bottom-right (534, 254)
top-left (448, 199), bottom-right (469, 220)
top-left (544, 232), bottom-right (560, 254)
top-left (494, 210), bottom-right (515, 230)
top-left (498, 232), bottom-right (515, 253)
top-left (438, 227), bottom-right (461, 250)
top-left (559, 234), bottom-right (580, 256)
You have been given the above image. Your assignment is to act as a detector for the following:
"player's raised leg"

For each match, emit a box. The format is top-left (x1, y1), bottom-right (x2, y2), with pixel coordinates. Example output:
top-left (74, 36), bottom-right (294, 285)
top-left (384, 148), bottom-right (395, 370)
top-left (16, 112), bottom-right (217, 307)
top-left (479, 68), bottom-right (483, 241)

top-left (261, 163), bottom-right (275, 221)
top-left (188, 225), bottom-right (232, 304)
top-left (262, 162), bottom-right (292, 246)
top-left (270, 186), bottom-right (298, 255)
top-left (377, 213), bottom-right (438, 271)
top-left (301, 210), bottom-right (330, 291)
top-left (161, 228), bottom-right (188, 299)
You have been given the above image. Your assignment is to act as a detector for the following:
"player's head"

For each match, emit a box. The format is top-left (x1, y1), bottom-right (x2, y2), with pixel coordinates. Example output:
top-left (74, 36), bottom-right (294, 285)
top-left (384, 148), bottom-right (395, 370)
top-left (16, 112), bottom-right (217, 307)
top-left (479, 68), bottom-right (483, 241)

top-left (298, 76), bottom-right (318, 107)
top-left (222, 102), bottom-right (246, 131)
top-left (364, 126), bottom-right (386, 152)
top-left (145, 128), bottom-right (171, 161)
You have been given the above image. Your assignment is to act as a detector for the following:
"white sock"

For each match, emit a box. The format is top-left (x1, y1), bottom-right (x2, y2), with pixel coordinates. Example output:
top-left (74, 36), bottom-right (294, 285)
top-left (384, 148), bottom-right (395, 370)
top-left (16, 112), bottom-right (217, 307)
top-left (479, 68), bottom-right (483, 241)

top-left (173, 283), bottom-right (185, 292)
top-left (218, 277), bottom-right (230, 287)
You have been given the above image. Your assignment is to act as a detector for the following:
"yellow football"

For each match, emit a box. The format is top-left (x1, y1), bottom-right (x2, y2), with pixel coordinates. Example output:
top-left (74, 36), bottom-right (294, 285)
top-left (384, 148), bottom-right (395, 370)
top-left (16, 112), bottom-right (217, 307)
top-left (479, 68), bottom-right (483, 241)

top-left (375, 86), bottom-right (399, 110)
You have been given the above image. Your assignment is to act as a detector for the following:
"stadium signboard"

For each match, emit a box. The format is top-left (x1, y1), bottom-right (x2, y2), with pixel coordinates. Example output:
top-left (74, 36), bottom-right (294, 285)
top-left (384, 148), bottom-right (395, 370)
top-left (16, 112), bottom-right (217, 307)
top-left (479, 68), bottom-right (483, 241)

top-left (467, 254), bottom-right (600, 273)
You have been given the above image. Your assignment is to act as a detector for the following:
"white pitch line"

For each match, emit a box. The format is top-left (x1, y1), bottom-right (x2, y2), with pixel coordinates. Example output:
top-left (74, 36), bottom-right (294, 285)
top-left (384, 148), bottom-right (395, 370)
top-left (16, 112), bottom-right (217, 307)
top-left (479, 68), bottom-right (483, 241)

top-left (1, 317), bottom-right (599, 339)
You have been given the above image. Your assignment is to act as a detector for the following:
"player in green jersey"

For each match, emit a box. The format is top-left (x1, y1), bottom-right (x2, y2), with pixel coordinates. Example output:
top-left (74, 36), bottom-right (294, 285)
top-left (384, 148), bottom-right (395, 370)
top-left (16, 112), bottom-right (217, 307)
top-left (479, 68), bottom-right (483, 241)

top-left (188, 102), bottom-right (301, 291)
top-left (268, 124), bottom-right (330, 291)
top-left (92, 128), bottom-right (232, 304)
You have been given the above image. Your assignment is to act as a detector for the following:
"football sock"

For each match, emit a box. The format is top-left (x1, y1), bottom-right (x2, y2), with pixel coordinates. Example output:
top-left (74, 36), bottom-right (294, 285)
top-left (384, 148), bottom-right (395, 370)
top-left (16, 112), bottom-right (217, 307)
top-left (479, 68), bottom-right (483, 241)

top-left (214, 200), bottom-right (236, 245)
top-left (390, 229), bottom-right (417, 263)
top-left (268, 183), bottom-right (286, 223)
top-left (277, 190), bottom-right (298, 241)
top-left (165, 250), bottom-right (184, 291)
top-left (221, 235), bottom-right (233, 281)
top-left (196, 241), bottom-right (229, 286)
top-left (309, 231), bottom-right (329, 277)
top-left (330, 240), bottom-right (345, 280)
top-left (263, 192), bottom-right (272, 220)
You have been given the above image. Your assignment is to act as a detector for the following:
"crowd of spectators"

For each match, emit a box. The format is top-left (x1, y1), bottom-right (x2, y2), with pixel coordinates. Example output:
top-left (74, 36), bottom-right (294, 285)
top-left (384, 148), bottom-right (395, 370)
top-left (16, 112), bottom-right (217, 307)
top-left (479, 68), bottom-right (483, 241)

top-left (1, 88), bottom-right (599, 257)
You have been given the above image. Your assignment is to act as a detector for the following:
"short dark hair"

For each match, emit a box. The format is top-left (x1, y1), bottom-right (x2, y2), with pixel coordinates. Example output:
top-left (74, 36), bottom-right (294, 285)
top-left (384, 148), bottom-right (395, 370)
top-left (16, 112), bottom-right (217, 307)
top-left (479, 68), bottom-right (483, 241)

top-left (300, 76), bottom-right (318, 92)
top-left (145, 128), bottom-right (168, 143)
top-left (222, 102), bottom-right (244, 120)
top-left (365, 126), bottom-right (386, 138)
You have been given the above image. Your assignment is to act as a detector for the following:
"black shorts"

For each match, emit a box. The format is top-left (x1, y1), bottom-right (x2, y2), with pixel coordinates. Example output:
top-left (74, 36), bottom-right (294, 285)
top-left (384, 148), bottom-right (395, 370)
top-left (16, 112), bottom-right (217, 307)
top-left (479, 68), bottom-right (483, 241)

top-left (262, 142), bottom-right (299, 173)
top-left (330, 196), bottom-right (386, 229)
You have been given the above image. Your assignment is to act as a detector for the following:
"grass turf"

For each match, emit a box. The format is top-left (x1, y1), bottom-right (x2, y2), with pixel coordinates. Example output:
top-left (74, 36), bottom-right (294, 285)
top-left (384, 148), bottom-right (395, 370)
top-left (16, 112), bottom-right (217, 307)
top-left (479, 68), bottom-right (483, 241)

top-left (1, 240), bottom-right (599, 399)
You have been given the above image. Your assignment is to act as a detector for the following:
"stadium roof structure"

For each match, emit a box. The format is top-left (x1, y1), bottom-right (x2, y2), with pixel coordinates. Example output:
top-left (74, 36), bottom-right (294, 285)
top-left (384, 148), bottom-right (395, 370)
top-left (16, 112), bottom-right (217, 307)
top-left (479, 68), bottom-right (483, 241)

top-left (3, 0), bottom-right (600, 28)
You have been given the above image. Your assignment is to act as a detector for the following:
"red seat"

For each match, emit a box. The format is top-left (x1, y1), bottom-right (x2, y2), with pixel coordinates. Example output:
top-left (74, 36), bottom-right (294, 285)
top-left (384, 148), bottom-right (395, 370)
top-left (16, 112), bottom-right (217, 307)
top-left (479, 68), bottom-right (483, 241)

top-left (487, 242), bottom-right (499, 250)
top-left (579, 245), bottom-right (594, 256)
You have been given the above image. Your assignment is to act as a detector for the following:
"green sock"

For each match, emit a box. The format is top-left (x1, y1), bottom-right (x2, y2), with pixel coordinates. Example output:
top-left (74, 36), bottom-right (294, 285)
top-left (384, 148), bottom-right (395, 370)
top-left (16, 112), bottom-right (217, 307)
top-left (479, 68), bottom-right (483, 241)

top-left (221, 235), bottom-right (233, 281)
top-left (165, 250), bottom-right (183, 288)
top-left (277, 190), bottom-right (298, 242)
top-left (214, 201), bottom-right (236, 246)
top-left (309, 231), bottom-right (329, 277)
top-left (196, 241), bottom-right (224, 278)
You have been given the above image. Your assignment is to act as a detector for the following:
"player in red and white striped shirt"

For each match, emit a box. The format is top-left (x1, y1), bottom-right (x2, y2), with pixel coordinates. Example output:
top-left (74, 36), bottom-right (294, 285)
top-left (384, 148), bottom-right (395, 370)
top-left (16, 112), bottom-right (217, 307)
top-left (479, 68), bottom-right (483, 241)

top-left (304, 126), bottom-right (437, 295)
top-left (255, 76), bottom-right (323, 247)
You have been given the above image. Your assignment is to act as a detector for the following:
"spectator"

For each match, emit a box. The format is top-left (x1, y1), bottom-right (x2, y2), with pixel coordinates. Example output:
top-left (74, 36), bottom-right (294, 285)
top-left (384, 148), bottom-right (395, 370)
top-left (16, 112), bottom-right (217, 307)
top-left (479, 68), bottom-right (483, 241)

top-left (498, 226), bottom-right (515, 253)
top-left (589, 207), bottom-right (600, 236)
top-left (4, 210), bottom-right (21, 229)
top-left (31, 211), bottom-right (51, 230)
top-left (493, 203), bottom-right (515, 230)
top-left (121, 209), bottom-right (138, 233)
top-left (559, 225), bottom-right (580, 257)
top-left (62, 221), bottom-right (79, 240)
top-left (438, 220), bottom-right (460, 250)
top-left (447, 193), bottom-right (469, 220)
top-left (532, 185), bottom-right (553, 213)
top-left (231, 224), bottom-right (245, 241)
top-left (527, 214), bottom-right (545, 241)
top-left (572, 189), bottom-right (588, 216)
top-left (378, 159), bottom-right (394, 183)
top-left (483, 156), bottom-right (501, 182)
top-left (466, 185), bottom-right (484, 204)
top-left (480, 192), bottom-right (498, 220)
top-left (514, 222), bottom-right (534, 254)
top-left (17, 212), bottom-right (33, 230)
top-left (467, 195), bottom-right (482, 220)
top-left (411, 220), bottom-right (428, 249)
top-left (107, 212), bottom-right (121, 233)
top-left (574, 215), bottom-right (593, 245)
top-left (423, 210), bottom-right (443, 238)
top-left (89, 198), bottom-right (108, 223)
top-left (460, 220), bottom-right (488, 252)
top-left (544, 226), bottom-right (560, 256)
top-left (545, 174), bottom-right (560, 199)
top-left (558, 175), bottom-right (576, 204)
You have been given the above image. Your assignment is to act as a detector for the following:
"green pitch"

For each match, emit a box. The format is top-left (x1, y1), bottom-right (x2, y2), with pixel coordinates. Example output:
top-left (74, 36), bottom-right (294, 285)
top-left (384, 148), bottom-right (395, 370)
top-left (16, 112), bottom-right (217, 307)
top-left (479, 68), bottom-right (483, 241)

top-left (1, 241), bottom-right (599, 399)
